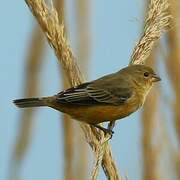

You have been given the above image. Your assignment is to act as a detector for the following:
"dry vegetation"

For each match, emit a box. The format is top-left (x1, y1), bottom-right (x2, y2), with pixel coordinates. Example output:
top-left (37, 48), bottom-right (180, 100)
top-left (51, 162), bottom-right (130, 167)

top-left (141, 54), bottom-right (161, 180)
top-left (54, 0), bottom-right (76, 179)
top-left (130, 0), bottom-right (171, 65)
top-left (11, 0), bottom-right (173, 179)
top-left (10, 27), bottom-right (45, 179)
top-left (166, 0), bottom-right (180, 178)
top-left (141, 0), bottom-right (180, 180)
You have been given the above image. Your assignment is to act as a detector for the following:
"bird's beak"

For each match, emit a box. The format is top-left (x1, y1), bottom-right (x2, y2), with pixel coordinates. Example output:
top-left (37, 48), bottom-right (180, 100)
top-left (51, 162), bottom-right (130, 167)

top-left (151, 74), bottom-right (161, 82)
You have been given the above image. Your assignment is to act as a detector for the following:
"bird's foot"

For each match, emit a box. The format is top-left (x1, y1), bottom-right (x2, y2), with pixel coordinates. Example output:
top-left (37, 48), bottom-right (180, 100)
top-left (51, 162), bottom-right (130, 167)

top-left (91, 124), bottom-right (114, 139)
top-left (102, 128), bottom-right (114, 139)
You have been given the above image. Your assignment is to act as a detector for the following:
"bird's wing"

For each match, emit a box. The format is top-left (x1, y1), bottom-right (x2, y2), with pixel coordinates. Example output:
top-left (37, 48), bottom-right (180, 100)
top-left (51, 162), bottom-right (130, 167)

top-left (57, 83), bottom-right (93, 105)
top-left (86, 84), bottom-right (132, 105)
top-left (56, 81), bottom-right (133, 106)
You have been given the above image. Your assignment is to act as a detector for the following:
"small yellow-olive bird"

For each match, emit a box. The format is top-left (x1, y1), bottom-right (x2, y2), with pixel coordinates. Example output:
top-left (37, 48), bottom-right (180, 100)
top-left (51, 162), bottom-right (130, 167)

top-left (13, 65), bottom-right (161, 135)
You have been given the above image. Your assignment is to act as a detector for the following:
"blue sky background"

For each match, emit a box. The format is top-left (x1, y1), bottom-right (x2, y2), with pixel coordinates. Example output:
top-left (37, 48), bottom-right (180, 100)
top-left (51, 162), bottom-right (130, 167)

top-left (0, 0), bottom-right (166, 179)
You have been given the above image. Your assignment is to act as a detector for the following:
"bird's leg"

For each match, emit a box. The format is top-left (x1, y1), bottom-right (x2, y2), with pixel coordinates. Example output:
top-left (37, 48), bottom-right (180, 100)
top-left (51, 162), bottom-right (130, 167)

top-left (107, 121), bottom-right (115, 133)
top-left (106, 121), bottom-right (116, 138)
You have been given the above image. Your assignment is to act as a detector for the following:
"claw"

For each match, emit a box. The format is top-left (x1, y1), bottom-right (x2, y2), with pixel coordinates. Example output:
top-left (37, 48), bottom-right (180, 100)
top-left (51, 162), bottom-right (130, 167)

top-left (91, 124), bottom-right (114, 139)
top-left (103, 129), bottom-right (114, 139)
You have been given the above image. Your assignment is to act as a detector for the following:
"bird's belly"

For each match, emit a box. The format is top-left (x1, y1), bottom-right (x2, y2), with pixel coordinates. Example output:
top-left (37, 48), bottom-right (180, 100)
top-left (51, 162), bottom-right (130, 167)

top-left (50, 101), bottom-right (139, 124)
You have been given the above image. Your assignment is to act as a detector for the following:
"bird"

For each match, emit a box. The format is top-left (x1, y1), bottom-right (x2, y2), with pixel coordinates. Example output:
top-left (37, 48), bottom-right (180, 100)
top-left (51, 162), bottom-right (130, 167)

top-left (13, 65), bottom-right (161, 135)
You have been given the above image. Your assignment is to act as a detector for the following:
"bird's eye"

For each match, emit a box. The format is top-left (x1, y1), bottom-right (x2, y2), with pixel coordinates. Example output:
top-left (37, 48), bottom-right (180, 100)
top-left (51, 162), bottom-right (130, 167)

top-left (144, 72), bottom-right (149, 77)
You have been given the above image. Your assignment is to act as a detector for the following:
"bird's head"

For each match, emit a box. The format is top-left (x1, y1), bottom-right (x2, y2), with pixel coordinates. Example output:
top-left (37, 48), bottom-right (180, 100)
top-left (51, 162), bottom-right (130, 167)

top-left (122, 65), bottom-right (161, 91)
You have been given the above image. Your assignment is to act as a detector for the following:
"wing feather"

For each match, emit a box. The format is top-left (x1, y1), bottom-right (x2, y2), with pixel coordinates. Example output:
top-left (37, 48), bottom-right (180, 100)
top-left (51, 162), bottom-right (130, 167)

top-left (56, 81), bottom-right (133, 105)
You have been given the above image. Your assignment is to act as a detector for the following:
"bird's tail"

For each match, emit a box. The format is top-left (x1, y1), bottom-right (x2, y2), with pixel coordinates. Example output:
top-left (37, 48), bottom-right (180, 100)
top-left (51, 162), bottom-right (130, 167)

top-left (13, 97), bottom-right (47, 108)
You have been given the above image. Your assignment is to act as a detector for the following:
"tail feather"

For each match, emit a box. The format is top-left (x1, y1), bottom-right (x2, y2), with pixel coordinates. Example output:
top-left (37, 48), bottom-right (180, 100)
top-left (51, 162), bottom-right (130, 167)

top-left (13, 97), bottom-right (46, 108)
